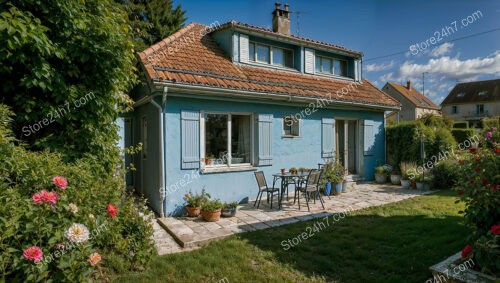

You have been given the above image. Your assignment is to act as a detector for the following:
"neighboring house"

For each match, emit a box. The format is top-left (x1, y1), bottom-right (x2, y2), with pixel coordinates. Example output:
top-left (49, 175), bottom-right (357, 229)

top-left (382, 81), bottom-right (440, 122)
top-left (441, 79), bottom-right (500, 127)
top-left (124, 3), bottom-right (400, 216)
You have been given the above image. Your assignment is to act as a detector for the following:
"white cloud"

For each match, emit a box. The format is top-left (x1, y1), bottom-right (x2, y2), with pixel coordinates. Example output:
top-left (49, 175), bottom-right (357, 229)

top-left (429, 42), bottom-right (454, 57)
top-left (364, 60), bottom-right (395, 72)
top-left (380, 51), bottom-right (500, 82)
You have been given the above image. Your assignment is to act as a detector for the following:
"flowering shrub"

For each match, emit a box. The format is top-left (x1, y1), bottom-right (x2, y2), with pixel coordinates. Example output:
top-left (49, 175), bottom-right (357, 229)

top-left (0, 106), bottom-right (155, 282)
top-left (455, 127), bottom-right (499, 276)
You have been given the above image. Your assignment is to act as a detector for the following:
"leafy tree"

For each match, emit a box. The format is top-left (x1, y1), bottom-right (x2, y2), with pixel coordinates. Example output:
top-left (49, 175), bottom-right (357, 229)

top-left (0, 0), bottom-right (136, 171)
top-left (115, 0), bottom-right (187, 51)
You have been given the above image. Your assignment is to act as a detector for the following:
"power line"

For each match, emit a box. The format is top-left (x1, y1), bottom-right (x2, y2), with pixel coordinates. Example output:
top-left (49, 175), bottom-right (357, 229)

top-left (364, 27), bottom-right (500, 62)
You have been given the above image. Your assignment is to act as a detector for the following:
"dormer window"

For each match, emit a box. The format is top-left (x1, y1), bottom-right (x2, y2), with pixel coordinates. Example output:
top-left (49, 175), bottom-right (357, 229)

top-left (457, 93), bottom-right (465, 97)
top-left (249, 42), bottom-right (293, 68)
top-left (315, 55), bottom-right (347, 76)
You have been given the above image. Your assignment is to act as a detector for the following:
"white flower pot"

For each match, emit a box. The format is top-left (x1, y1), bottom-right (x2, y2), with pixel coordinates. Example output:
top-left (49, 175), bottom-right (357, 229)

top-left (375, 174), bottom-right (386, 184)
top-left (401, 179), bottom-right (411, 189)
top-left (390, 174), bottom-right (401, 185)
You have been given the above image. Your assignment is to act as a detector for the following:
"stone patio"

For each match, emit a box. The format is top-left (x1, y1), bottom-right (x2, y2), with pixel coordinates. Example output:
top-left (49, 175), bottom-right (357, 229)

top-left (156, 182), bottom-right (435, 253)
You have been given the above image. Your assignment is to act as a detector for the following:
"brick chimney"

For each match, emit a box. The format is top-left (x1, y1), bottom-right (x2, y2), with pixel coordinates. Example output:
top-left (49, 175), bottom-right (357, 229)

top-left (406, 80), bottom-right (412, 90)
top-left (272, 3), bottom-right (291, 35)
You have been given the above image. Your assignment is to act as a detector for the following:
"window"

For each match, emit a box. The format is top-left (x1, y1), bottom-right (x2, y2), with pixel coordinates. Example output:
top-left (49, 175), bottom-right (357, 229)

top-left (451, 105), bottom-right (458, 114)
top-left (457, 93), bottom-right (465, 97)
top-left (478, 91), bottom-right (488, 96)
top-left (283, 116), bottom-right (300, 137)
top-left (315, 55), bottom-right (347, 76)
top-left (256, 45), bottom-right (270, 64)
top-left (203, 113), bottom-right (252, 167)
top-left (249, 42), bottom-right (293, 68)
top-left (476, 104), bottom-right (485, 114)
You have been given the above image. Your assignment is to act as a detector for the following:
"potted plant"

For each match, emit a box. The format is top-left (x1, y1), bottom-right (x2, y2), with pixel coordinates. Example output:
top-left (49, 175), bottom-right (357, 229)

top-left (390, 169), bottom-right (402, 185)
top-left (415, 173), bottom-right (425, 190)
top-left (184, 189), bottom-right (210, 217)
top-left (399, 162), bottom-right (416, 189)
top-left (201, 199), bottom-right (223, 222)
top-left (205, 155), bottom-right (214, 166)
top-left (298, 167), bottom-right (310, 173)
top-left (289, 167), bottom-right (297, 175)
top-left (221, 201), bottom-right (238, 217)
top-left (374, 166), bottom-right (386, 183)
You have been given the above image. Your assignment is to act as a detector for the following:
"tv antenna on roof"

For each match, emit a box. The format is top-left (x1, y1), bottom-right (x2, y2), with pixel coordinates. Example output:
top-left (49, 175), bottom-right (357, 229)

top-left (290, 10), bottom-right (308, 36)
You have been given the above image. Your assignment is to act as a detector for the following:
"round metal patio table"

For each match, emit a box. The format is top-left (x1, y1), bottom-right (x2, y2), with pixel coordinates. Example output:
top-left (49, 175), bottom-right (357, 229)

top-left (272, 172), bottom-right (309, 209)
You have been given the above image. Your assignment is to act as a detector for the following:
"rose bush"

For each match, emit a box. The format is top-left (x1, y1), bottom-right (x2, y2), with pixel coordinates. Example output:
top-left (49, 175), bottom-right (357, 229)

top-left (0, 105), bottom-right (155, 282)
top-left (455, 126), bottom-right (499, 276)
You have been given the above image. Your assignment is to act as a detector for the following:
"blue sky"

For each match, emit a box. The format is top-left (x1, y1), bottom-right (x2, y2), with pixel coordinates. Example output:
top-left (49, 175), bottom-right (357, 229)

top-left (176, 0), bottom-right (500, 105)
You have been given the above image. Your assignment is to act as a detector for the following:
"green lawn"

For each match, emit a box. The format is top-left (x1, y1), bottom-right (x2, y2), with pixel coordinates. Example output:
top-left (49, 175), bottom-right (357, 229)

top-left (115, 190), bottom-right (467, 283)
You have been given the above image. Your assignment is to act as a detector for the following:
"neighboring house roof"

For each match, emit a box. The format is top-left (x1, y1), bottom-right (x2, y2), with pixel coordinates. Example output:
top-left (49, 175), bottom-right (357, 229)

top-left (137, 23), bottom-right (400, 108)
top-left (441, 79), bottom-right (500, 105)
top-left (384, 82), bottom-right (440, 110)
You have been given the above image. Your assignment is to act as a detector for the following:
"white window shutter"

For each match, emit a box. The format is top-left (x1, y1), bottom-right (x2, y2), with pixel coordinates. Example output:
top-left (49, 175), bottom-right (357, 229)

top-left (354, 60), bottom-right (359, 81)
top-left (304, 48), bottom-right (315, 74)
top-left (257, 114), bottom-right (273, 166)
top-left (363, 120), bottom-right (375, 156)
top-left (239, 34), bottom-right (249, 63)
top-left (181, 110), bottom-right (200, 169)
top-left (321, 118), bottom-right (335, 158)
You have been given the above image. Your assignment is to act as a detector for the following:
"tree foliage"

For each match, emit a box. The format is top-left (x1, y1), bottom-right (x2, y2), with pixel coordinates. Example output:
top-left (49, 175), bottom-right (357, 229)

top-left (0, 0), bottom-right (136, 171)
top-left (115, 0), bottom-right (187, 51)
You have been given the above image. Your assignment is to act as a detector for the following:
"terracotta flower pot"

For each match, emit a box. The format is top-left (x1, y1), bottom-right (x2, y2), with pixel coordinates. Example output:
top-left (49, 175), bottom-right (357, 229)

top-left (185, 206), bottom-right (201, 217)
top-left (201, 209), bottom-right (221, 222)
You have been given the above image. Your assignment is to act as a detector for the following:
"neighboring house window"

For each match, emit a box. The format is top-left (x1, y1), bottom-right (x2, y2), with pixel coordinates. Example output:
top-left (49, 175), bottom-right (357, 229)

top-left (315, 55), bottom-right (347, 76)
top-left (283, 116), bottom-right (300, 137)
top-left (451, 105), bottom-right (458, 114)
top-left (476, 104), bottom-right (485, 114)
top-left (203, 113), bottom-right (252, 166)
top-left (478, 91), bottom-right (488, 96)
top-left (249, 42), bottom-right (293, 68)
top-left (141, 116), bottom-right (148, 159)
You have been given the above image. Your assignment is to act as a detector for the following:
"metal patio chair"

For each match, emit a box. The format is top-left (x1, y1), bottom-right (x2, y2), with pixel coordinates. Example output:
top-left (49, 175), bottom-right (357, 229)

top-left (253, 171), bottom-right (280, 209)
top-left (294, 169), bottom-right (325, 211)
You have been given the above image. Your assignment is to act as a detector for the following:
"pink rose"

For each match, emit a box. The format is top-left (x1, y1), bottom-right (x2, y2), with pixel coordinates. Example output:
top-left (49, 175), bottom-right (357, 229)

top-left (23, 246), bottom-right (43, 263)
top-left (485, 132), bottom-right (492, 139)
top-left (32, 191), bottom-right (43, 204)
top-left (461, 245), bottom-right (473, 258)
top-left (53, 176), bottom-right (68, 190)
top-left (88, 252), bottom-right (102, 266)
top-left (41, 191), bottom-right (59, 204)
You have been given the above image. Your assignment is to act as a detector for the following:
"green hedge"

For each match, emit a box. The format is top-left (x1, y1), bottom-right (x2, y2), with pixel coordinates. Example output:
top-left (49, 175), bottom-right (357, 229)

top-left (387, 120), bottom-right (457, 167)
top-left (452, 129), bottom-right (476, 144)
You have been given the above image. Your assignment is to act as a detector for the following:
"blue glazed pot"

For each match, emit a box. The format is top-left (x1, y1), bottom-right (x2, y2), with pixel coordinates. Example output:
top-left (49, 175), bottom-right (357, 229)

top-left (325, 182), bottom-right (332, 196)
top-left (335, 182), bottom-right (343, 194)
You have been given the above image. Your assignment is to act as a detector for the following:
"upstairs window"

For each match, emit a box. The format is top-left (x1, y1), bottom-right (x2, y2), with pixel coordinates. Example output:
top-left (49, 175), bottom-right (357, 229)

top-left (476, 104), bottom-right (485, 114)
top-left (315, 55), bottom-right (347, 76)
top-left (457, 93), bottom-right (465, 97)
top-left (249, 42), bottom-right (293, 68)
top-left (451, 105), bottom-right (458, 114)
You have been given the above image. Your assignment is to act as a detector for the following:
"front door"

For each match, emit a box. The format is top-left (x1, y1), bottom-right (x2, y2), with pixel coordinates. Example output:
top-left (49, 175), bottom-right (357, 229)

top-left (336, 120), bottom-right (359, 175)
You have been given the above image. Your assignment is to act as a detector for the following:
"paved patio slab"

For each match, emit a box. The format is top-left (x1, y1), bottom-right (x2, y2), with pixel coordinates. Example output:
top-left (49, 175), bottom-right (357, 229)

top-left (157, 183), bottom-right (434, 249)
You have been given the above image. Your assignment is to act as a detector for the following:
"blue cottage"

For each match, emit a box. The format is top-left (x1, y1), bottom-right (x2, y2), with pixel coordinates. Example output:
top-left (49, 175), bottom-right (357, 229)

top-left (124, 4), bottom-right (400, 216)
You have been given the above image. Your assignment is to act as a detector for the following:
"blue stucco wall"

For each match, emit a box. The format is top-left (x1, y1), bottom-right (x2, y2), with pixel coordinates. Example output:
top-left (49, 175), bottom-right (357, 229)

top-left (161, 95), bottom-right (385, 216)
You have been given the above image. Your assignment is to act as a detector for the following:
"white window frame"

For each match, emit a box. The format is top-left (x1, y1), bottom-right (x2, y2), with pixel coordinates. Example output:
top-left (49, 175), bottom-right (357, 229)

top-left (200, 111), bottom-right (254, 168)
top-left (315, 55), bottom-right (348, 77)
top-left (282, 116), bottom-right (300, 138)
top-left (249, 41), bottom-right (294, 68)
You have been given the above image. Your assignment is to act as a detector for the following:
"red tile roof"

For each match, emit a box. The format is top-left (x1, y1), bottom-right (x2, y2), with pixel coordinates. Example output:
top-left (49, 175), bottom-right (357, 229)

top-left (385, 82), bottom-right (440, 110)
top-left (137, 23), bottom-right (400, 108)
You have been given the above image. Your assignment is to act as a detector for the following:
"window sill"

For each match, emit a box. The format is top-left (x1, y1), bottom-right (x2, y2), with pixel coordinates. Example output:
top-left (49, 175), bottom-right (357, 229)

top-left (282, 135), bottom-right (301, 139)
top-left (201, 165), bottom-right (258, 174)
